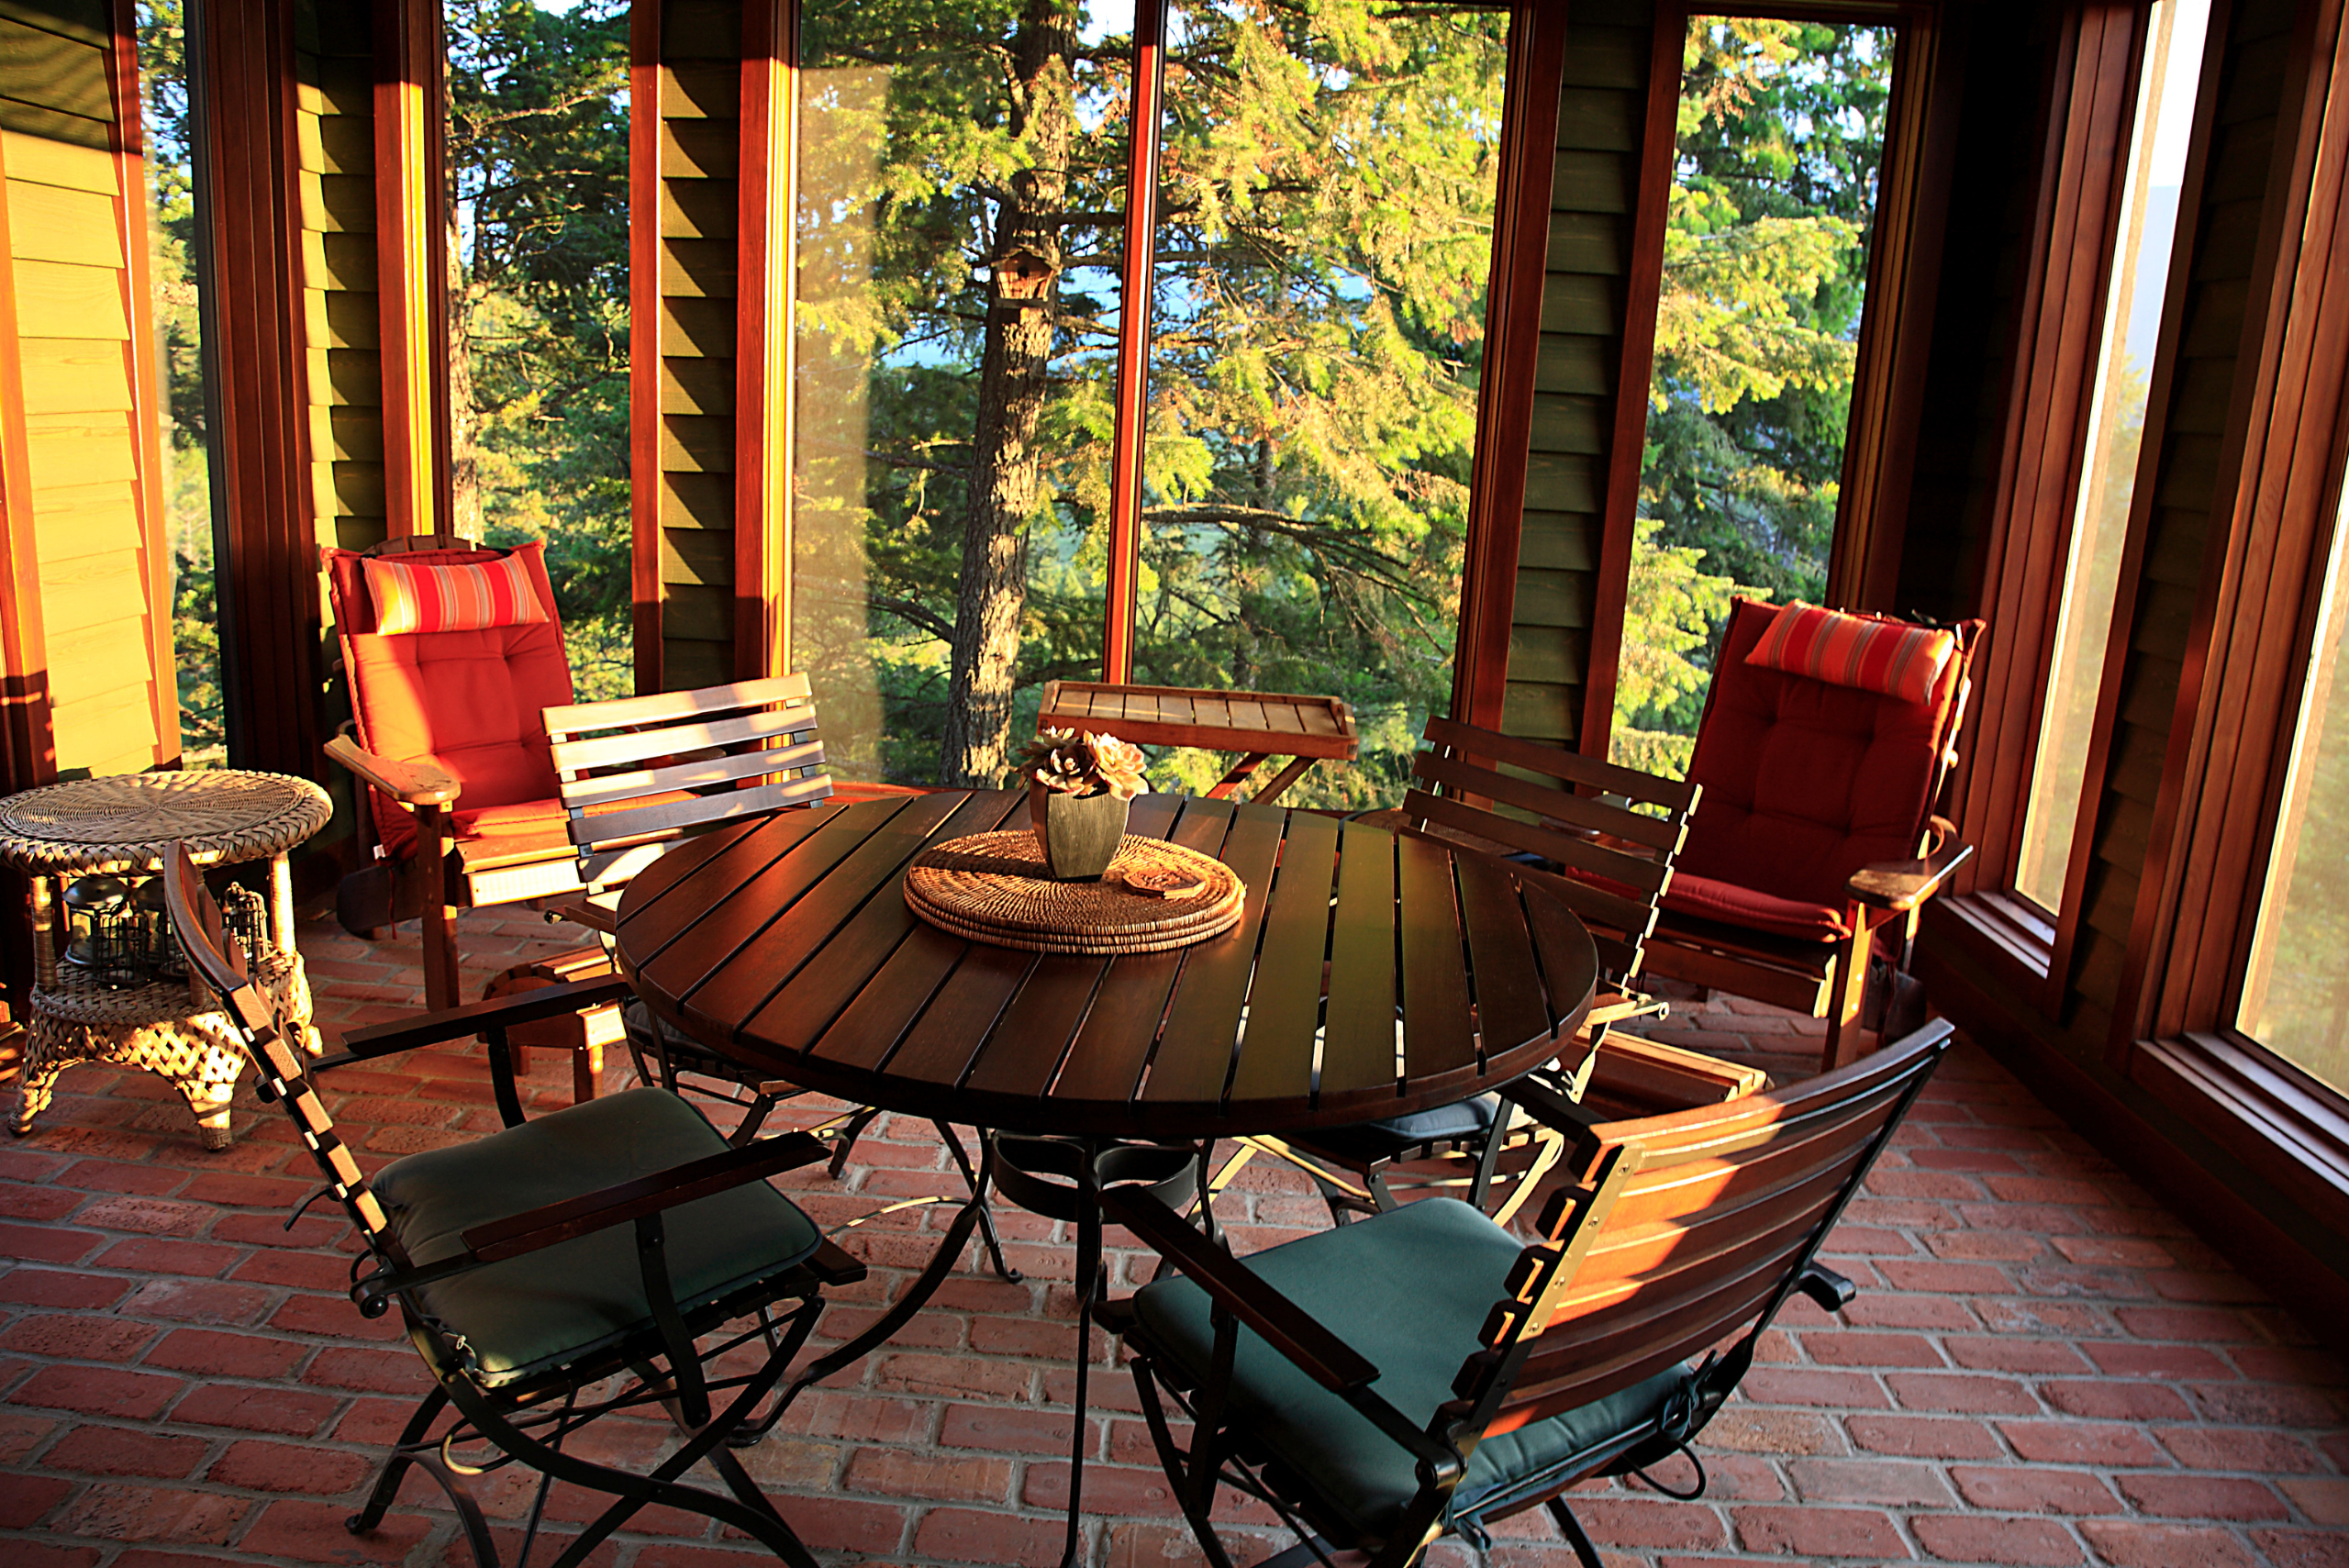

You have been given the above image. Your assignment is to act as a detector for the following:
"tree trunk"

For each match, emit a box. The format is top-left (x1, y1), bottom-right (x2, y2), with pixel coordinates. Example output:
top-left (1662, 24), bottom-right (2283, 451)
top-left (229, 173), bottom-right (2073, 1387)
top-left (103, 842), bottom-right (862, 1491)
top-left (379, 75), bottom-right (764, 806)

top-left (938, 0), bottom-right (1076, 787)
top-left (447, 213), bottom-right (483, 539)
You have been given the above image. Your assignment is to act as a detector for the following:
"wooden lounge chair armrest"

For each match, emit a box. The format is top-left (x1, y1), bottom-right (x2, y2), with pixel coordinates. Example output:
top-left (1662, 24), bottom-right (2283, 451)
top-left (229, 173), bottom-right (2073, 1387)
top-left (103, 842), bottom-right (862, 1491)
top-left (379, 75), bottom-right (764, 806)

top-left (327, 730), bottom-right (461, 807)
top-left (1103, 1187), bottom-right (1380, 1394)
top-left (1580, 988), bottom-right (1666, 1032)
top-left (318, 974), bottom-right (635, 1066)
top-left (1847, 841), bottom-right (1975, 913)
top-left (1797, 1262), bottom-right (1856, 1313)
top-left (461, 1130), bottom-right (835, 1262)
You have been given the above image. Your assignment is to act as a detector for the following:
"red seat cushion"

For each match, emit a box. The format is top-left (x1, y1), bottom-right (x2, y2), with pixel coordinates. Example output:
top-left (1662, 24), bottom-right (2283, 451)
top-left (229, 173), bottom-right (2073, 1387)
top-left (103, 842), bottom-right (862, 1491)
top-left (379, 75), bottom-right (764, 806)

top-left (1676, 597), bottom-right (1963, 915)
top-left (325, 544), bottom-right (574, 860)
top-left (1660, 872), bottom-right (1849, 942)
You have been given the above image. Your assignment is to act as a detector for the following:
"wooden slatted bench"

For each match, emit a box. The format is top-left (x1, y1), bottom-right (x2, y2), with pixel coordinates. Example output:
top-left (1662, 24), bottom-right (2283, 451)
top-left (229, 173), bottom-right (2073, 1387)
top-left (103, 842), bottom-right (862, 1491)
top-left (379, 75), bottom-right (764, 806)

top-left (1034, 681), bottom-right (1359, 804)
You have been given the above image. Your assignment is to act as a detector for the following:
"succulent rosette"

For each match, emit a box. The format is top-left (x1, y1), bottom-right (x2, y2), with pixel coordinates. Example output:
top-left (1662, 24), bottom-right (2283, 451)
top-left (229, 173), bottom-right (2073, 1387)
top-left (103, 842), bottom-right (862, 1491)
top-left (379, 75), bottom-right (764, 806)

top-left (1018, 728), bottom-right (1150, 800)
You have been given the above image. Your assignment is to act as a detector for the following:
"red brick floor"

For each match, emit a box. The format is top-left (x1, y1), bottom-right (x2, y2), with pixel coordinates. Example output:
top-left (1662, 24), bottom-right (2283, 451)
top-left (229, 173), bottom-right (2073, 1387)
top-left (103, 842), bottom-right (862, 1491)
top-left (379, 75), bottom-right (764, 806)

top-left (1, 906), bottom-right (2344, 1566)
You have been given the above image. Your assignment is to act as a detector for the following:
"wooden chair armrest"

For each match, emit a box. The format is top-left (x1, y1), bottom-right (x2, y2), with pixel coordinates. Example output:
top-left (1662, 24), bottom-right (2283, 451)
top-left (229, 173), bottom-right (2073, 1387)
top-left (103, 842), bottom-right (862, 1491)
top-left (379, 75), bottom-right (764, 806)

top-left (543, 898), bottom-right (618, 935)
top-left (327, 730), bottom-right (461, 807)
top-left (1103, 1187), bottom-right (1380, 1394)
top-left (1847, 841), bottom-right (1975, 913)
top-left (317, 974), bottom-right (635, 1067)
top-left (461, 1130), bottom-right (834, 1262)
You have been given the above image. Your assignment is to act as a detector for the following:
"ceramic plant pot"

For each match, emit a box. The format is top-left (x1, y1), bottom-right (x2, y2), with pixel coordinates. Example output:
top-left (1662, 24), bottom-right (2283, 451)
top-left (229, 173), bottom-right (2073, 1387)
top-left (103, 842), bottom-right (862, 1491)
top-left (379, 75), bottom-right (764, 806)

top-left (1030, 784), bottom-right (1130, 880)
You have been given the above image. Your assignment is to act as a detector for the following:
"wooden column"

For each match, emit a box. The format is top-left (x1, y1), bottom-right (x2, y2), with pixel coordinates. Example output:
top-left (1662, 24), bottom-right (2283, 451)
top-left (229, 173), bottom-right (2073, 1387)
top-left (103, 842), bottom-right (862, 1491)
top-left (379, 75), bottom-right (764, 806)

top-left (195, 0), bottom-right (323, 779)
top-left (735, 0), bottom-right (791, 679)
top-left (1453, 0), bottom-right (1568, 731)
top-left (1102, 0), bottom-right (1167, 685)
top-left (373, 0), bottom-right (452, 539)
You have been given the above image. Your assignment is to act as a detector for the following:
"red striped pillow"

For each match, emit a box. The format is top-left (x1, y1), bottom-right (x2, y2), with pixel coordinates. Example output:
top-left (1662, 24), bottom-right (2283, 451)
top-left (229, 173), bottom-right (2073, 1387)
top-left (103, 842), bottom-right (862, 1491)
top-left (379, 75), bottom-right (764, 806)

top-left (1744, 601), bottom-right (1956, 706)
top-left (362, 542), bottom-right (551, 635)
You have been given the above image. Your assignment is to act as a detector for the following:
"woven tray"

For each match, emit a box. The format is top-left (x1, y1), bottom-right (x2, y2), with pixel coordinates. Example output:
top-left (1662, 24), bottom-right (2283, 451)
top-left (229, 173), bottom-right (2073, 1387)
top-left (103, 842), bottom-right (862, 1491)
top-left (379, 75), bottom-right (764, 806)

top-left (904, 831), bottom-right (1244, 954)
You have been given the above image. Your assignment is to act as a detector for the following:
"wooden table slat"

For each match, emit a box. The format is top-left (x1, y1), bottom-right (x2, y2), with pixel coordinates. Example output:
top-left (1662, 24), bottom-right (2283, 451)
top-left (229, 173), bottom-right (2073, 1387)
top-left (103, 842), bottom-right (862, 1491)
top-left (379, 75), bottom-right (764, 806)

top-left (1523, 879), bottom-right (1602, 1038)
top-left (1192, 696), bottom-right (1231, 729)
top-left (1141, 806), bottom-right (1288, 1105)
top-left (1161, 695), bottom-right (1194, 724)
top-left (1051, 798), bottom-right (1236, 1105)
top-left (618, 800), bottom-right (848, 940)
top-left (1226, 808), bottom-right (1340, 1107)
top-left (1453, 851), bottom-right (1552, 1062)
top-left (1264, 700), bottom-right (1306, 735)
top-left (960, 952), bottom-right (1107, 1099)
top-left (807, 922), bottom-right (972, 1071)
top-left (1319, 823), bottom-right (1398, 1099)
top-left (1298, 704), bottom-right (1341, 738)
top-left (888, 942), bottom-right (1040, 1086)
top-left (1225, 699), bottom-right (1268, 733)
top-left (628, 802), bottom-right (905, 1004)
top-left (716, 792), bottom-right (1025, 1051)
top-left (1397, 831), bottom-right (1477, 1079)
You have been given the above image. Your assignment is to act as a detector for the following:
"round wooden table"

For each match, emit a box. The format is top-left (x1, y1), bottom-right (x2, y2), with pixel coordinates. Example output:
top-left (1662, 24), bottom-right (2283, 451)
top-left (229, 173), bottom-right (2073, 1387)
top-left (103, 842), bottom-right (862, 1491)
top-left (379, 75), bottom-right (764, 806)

top-left (614, 786), bottom-right (1598, 1563)
top-left (615, 788), bottom-right (1599, 1138)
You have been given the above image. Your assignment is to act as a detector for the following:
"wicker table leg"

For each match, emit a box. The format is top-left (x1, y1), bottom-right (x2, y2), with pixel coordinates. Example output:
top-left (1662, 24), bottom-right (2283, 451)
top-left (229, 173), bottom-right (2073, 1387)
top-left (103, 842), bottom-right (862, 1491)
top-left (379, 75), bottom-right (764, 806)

top-left (9, 1015), bottom-right (76, 1138)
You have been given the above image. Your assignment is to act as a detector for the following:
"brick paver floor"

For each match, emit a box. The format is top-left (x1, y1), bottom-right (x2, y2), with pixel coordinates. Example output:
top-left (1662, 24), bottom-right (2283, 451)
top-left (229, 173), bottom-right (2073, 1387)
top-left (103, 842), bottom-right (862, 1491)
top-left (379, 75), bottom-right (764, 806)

top-left (1, 906), bottom-right (2344, 1566)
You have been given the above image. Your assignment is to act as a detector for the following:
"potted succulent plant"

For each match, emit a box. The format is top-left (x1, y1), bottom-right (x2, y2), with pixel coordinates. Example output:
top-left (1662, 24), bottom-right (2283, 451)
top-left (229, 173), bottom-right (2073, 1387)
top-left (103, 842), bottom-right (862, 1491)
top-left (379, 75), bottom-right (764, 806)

top-left (1019, 728), bottom-right (1149, 880)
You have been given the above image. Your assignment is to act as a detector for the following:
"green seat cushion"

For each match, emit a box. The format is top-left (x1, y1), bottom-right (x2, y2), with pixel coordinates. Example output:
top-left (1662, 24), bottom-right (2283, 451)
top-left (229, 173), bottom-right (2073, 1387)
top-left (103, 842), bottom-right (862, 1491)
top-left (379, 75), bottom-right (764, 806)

top-left (1131, 1197), bottom-right (1691, 1540)
top-left (370, 1088), bottom-right (821, 1389)
top-left (1291, 1095), bottom-right (1499, 1164)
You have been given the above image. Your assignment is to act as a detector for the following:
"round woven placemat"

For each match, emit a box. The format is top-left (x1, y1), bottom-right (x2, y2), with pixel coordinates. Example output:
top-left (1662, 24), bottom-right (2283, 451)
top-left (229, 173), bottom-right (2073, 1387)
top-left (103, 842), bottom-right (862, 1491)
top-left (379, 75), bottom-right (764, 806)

top-left (0, 771), bottom-right (334, 873)
top-left (905, 830), bottom-right (1244, 954)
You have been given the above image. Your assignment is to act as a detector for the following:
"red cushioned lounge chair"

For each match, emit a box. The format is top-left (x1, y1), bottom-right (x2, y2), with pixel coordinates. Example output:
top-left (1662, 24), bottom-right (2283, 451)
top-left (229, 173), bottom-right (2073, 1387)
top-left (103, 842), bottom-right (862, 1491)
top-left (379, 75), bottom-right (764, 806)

top-left (1641, 597), bottom-right (1984, 1073)
top-left (323, 533), bottom-right (587, 1012)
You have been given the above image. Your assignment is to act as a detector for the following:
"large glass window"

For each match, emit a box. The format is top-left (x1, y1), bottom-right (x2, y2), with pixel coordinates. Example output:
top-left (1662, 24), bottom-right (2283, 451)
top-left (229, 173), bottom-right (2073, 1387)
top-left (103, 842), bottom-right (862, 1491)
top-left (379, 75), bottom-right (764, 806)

top-left (2239, 477), bottom-right (2349, 1095)
top-left (1135, 0), bottom-right (1508, 807)
top-left (447, 0), bottom-right (633, 696)
top-left (792, 0), bottom-right (1136, 786)
top-left (791, 0), bottom-right (1506, 801)
top-left (2015, 0), bottom-right (2211, 911)
top-left (1613, 15), bottom-right (1895, 777)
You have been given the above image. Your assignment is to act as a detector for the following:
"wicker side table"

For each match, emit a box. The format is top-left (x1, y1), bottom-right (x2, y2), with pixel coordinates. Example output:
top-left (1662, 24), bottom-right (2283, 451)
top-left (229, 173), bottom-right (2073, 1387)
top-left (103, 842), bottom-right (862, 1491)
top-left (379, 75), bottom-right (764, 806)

top-left (1, 772), bottom-right (333, 1150)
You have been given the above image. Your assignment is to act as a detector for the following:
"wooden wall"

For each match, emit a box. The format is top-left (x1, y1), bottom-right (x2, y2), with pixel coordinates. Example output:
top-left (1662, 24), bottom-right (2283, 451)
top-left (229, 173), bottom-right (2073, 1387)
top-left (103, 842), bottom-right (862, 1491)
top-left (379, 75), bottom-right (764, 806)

top-left (1502, 0), bottom-right (1658, 751)
top-left (295, 0), bottom-right (385, 557)
top-left (0, 0), bottom-right (175, 784)
top-left (634, 0), bottom-right (745, 692)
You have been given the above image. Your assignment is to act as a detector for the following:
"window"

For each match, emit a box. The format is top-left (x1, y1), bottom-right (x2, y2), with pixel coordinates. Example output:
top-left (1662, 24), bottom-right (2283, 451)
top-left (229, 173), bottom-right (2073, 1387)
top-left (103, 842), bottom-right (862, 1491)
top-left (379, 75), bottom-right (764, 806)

top-left (1614, 14), bottom-right (1897, 778)
top-left (789, 0), bottom-right (1509, 800)
top-left (2014, 0), bottom-right (2211, 913)
top-left (2237, 473), bottom-right (2349, 1095)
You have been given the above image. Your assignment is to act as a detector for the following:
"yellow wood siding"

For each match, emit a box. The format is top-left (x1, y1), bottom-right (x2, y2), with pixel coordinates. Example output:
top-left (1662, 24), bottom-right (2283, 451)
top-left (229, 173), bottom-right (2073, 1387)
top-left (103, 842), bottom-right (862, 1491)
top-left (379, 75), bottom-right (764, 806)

top-left (0, 0), bottom-right (173, 777)
top-left (1503, 0), bottom-right (1654, 747)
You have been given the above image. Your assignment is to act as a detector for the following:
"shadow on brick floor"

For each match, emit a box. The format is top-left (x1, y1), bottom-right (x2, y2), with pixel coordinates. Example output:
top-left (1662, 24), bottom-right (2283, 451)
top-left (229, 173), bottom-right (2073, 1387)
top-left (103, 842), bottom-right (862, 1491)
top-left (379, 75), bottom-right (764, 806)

top-left (0, 909), bottom-right (2343, 1566)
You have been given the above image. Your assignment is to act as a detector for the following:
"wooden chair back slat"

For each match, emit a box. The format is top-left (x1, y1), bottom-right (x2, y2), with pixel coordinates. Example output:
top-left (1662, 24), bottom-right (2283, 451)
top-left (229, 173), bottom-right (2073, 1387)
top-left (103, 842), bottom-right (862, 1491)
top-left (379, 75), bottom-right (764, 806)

top-left (1393, 717), bottom-right (1697, 1001)
top-left (1404, 797), bottom-right (1660, 938)
top-left (1409, 756), bottom-right (1671, 892)
top-left (550, 676), bottom-right (839, 906)
top-left (1463, 1022), bottom-right (1950, 1445)
top-left (1420, 717), bottom-right (1699, 814)
top-left (548, 697), bottom-right (818, 777)
top-left (562, 737), bottom-right (826, 814)
top-left (543, 673), bottom-right (814, 736)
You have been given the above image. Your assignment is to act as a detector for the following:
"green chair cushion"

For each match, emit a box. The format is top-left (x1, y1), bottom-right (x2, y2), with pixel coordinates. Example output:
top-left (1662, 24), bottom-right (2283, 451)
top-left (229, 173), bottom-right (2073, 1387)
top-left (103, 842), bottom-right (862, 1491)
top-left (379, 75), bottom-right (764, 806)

top-left (371, 1087), bottom-right (821, 1389)
top-left (1289, 1094), bottom-right (1499, 1164)
top-left (1131, 1197), bottom-right (1691, 1541)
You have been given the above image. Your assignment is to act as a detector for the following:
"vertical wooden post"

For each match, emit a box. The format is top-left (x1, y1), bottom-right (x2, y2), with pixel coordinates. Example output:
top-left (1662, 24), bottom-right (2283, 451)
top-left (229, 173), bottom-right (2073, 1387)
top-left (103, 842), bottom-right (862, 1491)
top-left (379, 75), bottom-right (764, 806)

top-left (0, 127), bottom-right (52, 798)
top-left (1103, 0), bottom-right (1167, 684)
top-left (373, 0), bottom-right (453, 539)
top-left (629, 0), bottom-right (665, 694)
top-left (1576, 0), bottom-right (1686, 759)
top-left (1453, 0), bottom-right (1569, 731)
top-left (195, 0), bottom-right (322, 779)
top-left (737, 0), bottom-right (794, 680)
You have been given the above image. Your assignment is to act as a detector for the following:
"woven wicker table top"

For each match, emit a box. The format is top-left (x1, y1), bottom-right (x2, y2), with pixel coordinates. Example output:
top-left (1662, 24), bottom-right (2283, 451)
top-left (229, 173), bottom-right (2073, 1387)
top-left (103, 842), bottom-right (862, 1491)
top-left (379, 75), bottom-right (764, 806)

top-left (905, 830), bottom-right (1244, 954)
top-left (0, 771), bottom-right (333, 873)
